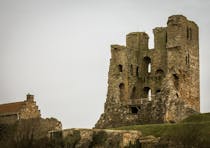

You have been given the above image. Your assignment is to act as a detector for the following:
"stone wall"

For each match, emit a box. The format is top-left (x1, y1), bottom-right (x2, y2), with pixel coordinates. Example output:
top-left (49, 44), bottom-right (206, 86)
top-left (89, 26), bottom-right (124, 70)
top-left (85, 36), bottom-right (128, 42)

top-left (0, 114), bottom-right (18, 124)
top-left (0, 117), bottom-right (62, 148)
top-left (95, 15), bottom-right (200, 128)
top-left (12, 117), bottom-right (61, 140)
top-left (19, 98), bottom-right (41, 119)
top-left (49, 128), bottom-right (159, 148)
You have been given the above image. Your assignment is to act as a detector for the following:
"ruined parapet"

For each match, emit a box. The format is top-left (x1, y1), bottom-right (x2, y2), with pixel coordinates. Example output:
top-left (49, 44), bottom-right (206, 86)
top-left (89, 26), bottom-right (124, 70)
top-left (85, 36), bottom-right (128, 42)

top-left (49, 128), bottom-right (160, 148)
top-left (95, 15), bottom-right (200, 128)
top-left (126, 32), bottom-right (149, 50)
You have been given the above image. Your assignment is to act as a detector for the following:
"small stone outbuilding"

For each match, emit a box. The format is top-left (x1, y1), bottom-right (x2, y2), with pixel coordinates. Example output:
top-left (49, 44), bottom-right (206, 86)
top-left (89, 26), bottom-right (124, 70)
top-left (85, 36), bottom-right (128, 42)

top-left (0, 94), bottom-right (41, 124)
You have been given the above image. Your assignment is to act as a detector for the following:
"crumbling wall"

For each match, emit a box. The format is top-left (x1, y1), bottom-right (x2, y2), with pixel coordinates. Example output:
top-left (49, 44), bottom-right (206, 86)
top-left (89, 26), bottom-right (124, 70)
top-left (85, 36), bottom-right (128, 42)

top-left (96, 15), bottom-right (200, 129)
top-left (49, 128), bottom-right (160, 148)
top-left (0, 114), bottom-right (18, 124)
top-left (19, 100), bottom-right (41, 119)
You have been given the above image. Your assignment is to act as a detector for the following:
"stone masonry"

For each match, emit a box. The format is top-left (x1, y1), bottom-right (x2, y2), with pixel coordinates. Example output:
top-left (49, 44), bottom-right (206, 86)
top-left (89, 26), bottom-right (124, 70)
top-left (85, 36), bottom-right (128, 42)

top-left (49, 128), bottom-right (159, 148)
top-left (95, 15), bottom-right (200, 128)
top-left (0, 94), bottom-right (41, 124)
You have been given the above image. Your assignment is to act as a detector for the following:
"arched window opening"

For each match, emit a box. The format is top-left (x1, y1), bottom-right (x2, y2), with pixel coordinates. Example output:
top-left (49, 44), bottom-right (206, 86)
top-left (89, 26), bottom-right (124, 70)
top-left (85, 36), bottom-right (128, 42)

top-left (155, 69), bottom-right (164, 77)
top-left (187, 27), bottom-right (189, 39)
top-left (186, 56), bottom-right (188, 65)
top-left (173, 74), bottom-right (179, 90)
top-left (130, 64), bottom-right (133, 75)
top-left (186, 54), bottom-right (190, 65)
top-left (156, 89), bottom-right (161, 94)
top-left (136, 67), bottom-right (139, 77)
top-left (143, 57), bottom-right (151, 74)
top-left (148, 63), bottom-right (151, 73)
top-left (148, 89), bottom-right (152, 101)
top-left (187, 27), bottom-right (192, 40)
top-left (130, 106), bottom-right (140, 114)
top-left (119, 83), bottom-right (125, 100)
top-left (118, 64), bottom-right (123, 72)
top-left (143, 87), bottom-right (152, 100)
top-left (130, 87), bottom-right (136, 99)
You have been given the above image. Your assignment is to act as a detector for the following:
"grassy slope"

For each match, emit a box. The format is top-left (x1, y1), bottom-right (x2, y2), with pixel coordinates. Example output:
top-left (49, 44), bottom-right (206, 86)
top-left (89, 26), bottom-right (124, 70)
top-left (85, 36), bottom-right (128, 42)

top-left (114, 113), bottom-right (210, 146)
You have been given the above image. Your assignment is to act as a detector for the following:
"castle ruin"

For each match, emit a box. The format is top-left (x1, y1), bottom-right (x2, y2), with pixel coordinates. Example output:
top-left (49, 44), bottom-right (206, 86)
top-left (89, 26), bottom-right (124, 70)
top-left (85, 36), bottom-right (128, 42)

top-left (95, 15), bottom-right (200, 128)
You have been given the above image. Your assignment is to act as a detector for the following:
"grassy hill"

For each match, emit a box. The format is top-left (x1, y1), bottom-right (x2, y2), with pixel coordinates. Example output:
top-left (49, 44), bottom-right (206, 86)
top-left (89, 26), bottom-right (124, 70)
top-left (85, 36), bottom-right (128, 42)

top-left (114, 113), bottom-right (210, 147)
top-left (1, 113), bottom-right (210, 147)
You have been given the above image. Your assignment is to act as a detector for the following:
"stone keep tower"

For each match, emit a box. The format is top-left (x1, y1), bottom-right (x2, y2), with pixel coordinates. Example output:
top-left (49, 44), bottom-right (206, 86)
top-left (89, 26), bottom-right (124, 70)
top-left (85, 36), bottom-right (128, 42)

top-left (95, 15), bottom-right (200, 128)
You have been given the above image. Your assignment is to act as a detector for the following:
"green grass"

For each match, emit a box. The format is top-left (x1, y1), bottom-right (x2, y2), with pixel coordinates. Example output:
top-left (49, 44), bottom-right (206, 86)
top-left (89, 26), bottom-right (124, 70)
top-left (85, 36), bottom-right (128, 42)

top-left (181, 113), bottom-right (210, 123)
top-left (115, 123), bottom-right (174, 137)
top-left (113, 113), bottom-right (210, 146)
top-left (113, 113), bottom-right (210, 137)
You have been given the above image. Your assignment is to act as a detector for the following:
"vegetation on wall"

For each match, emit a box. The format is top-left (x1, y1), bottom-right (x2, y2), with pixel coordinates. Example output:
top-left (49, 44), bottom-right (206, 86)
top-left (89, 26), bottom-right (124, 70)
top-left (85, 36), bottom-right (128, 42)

top-left (1, 113), bottom-right (210, 147)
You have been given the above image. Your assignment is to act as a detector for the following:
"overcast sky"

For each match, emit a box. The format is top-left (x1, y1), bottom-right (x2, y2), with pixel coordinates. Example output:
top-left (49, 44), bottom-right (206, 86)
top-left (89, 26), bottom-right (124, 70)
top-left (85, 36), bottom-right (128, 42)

top-left (0, 0), bottom-right (209, 128)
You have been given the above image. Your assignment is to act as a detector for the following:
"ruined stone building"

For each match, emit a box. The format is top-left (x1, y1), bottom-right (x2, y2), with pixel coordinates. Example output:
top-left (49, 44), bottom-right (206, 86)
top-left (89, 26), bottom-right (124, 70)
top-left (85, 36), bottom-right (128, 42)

top-left (0, 94), bottom-right (41, 124)
top-left (95, 15), bottom-right (200, 128)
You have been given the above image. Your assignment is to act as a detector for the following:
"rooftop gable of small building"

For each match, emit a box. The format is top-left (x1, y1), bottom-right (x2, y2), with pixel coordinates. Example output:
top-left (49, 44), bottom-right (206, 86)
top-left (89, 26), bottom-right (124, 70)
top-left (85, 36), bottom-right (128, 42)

top-left (0, 93), bottom-right (35, 115)
top-left (0, 101), bottom-right (25, 115)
